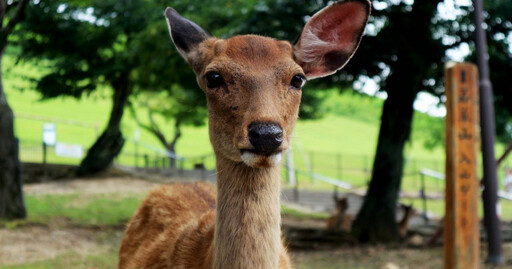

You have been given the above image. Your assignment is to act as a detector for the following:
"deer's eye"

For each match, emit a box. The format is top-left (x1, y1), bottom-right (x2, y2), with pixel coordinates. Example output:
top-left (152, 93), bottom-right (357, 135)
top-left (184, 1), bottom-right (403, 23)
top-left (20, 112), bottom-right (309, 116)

top-left (290, 74), bottom-right (306, 89)
top-left (205, 72), bottom-right (225, 88)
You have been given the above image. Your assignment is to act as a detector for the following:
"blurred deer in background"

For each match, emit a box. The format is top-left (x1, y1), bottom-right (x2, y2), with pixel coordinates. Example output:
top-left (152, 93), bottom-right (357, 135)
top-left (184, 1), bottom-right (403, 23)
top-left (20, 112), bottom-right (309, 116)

top-left (118, 1), bottom-right (370, 268)
top-left (327, 198), bottom-right (416, 238)
top-left (398, 204), bottom-right (417, 238)
top-left (327, 197), bottom-right (353, 232)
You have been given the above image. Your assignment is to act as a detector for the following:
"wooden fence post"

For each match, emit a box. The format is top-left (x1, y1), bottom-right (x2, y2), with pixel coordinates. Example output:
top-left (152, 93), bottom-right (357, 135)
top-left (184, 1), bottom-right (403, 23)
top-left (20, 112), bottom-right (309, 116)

top-left (420, 173), bottom-right (428, 223)
top-left (144, 154), bottom-right (149, 170)
top-left (294, 170), bottom-right (299, 202)
top-left (309, 151), bottom-right (315, 183)
top-left (444, 62), bottom-right (480, 269)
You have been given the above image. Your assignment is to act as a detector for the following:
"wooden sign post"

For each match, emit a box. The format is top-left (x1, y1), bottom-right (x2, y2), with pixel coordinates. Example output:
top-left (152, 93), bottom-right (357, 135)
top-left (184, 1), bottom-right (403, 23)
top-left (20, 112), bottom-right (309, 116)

top-left (444, 62), bottom-right (480, 269)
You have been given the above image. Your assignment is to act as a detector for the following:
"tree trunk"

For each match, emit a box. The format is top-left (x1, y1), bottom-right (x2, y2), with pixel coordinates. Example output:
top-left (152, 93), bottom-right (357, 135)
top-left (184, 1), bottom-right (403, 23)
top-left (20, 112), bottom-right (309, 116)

top-left (351, 73), bottom-right (417, 243)
top-left (0, 53), bottom-right (26, 219)
top-left (76, 77), bottom-right (131, 176)
top-left (167, 118), bottom-right (181, 169)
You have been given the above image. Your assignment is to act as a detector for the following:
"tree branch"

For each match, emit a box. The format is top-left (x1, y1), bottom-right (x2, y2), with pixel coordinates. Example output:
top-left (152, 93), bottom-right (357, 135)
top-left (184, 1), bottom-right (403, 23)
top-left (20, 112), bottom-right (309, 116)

top-left (128, 103), bottom-right (158, 136)
top-left (1, 0), bottom-right (27, 33)
top-left (5, 1), bottom-right (20, 15)
top-left (0, 0), bottom-right (28, 50)
top-left (146, 109), bottom-right (170, 149)
top-left (128, 102), bottom-right (171, 149)
top-left (497, 143), bottom-right (512, 167)
top-left (147, 107), bottom-right (162, 136)
top-left (0, 1), bottom-right (7, 28)
top-left (169, 117), bottom-right (182, 152)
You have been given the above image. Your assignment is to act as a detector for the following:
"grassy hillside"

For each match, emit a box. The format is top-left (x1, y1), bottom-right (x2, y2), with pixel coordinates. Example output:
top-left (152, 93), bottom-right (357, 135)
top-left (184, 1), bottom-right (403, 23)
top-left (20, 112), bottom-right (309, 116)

top-left (7, 52), bottom-right (511, 193)
top-left (4, 56), bottom-right (444, 160)
top-left (3, 52), bottom-right (439, 155)
top-left (3, 53), bottom-right (452, 190)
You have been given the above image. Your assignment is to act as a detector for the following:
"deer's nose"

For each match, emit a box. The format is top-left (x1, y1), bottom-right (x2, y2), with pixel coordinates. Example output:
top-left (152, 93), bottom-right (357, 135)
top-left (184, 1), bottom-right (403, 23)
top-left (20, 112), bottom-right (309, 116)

top-left (248, 122), bottom-right (283, 155)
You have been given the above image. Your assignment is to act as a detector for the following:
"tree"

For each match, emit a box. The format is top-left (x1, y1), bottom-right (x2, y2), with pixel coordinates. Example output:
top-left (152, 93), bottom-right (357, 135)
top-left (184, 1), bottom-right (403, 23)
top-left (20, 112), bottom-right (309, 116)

top-left (128, 0), bottom-right (326, 166)
top-left (126, 0), bottom-right (332, 167)
top-left (20, 0), bottom-right (167, 175)
top-left (346, 0), bottom-right (446, 242)
top-left (0, 0), bottom-right (28, 219)
top-left (417, 0), bottom-right (512, 150)
top-left (346, 0), bottom-right (512, 242)
top-left (129, 86), bottom-right (207, 169)
top-left (20, 0), bottom-right (267, 175)
top-left (124, 0), bottom-right (260, 167)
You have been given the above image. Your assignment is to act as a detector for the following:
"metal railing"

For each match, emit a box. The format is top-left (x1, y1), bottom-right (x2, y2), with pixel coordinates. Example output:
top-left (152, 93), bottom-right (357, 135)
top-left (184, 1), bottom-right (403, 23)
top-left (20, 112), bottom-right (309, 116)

top-left (418, 168), bottom-right (446, 223)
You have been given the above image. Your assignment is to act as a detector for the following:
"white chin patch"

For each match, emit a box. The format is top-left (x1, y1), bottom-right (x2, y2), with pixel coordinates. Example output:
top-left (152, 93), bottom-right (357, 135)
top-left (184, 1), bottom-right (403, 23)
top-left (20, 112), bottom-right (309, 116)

top-left (241, 151), bottom-right (282, 168)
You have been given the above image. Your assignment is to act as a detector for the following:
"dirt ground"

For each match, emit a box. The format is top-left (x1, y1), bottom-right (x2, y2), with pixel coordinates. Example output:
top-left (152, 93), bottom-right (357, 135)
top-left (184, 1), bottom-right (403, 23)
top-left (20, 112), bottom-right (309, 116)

top-left (21, 176), bottom-right (162, 197)
top-left (2, 177), bottom-right (512, 268)
top-left (0, 223), bottom-right (122, 265)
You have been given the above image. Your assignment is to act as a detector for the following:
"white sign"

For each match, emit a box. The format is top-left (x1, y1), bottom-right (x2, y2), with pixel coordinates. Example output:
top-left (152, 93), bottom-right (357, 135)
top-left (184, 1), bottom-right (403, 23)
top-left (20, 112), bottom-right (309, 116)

top-left (134, 128), bottom-right (140, 142)
top-left (42, 123), bottom-right (56, 146)
top-left (55, 143), bottom-right (84, 158)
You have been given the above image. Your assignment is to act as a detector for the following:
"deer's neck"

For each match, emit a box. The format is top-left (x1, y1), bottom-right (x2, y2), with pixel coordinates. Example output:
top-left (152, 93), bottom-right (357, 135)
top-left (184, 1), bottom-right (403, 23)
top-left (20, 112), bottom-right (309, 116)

top-left (213, 156), bottom-right (282, 269)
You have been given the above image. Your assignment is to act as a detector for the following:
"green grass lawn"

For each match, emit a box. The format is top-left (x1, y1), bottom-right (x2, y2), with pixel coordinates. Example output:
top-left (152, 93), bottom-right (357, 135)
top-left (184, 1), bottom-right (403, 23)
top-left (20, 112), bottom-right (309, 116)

top-left (4, 55), bottom-right (444, 163)
top-left (281, 204), bottom-right (329, 220)
top-left (2, 193), bottom-right (328, 231)
top-left (399, 197), bottom-right (512, 220)
top-left (5, 191), bottom-right (511, 231)
top-left (3, 51), bottom-right (444, 158)
top-left (2, 193), bottom-right (143, 229)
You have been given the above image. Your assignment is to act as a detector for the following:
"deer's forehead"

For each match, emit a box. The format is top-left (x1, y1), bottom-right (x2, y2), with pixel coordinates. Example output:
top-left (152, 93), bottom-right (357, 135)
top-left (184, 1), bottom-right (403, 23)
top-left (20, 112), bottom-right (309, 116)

top-left (224, 35), bottom-right (290, 57)
top-left (209, 35), bottom-right (296, 69)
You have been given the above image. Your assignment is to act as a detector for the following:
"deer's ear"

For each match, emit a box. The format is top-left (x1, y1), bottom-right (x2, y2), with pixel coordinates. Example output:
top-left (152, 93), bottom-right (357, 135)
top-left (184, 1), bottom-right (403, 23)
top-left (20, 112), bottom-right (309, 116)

top-left (165, 7), bottom-right (210, 61)
top-left (293, 0), bottom-right (370, 79)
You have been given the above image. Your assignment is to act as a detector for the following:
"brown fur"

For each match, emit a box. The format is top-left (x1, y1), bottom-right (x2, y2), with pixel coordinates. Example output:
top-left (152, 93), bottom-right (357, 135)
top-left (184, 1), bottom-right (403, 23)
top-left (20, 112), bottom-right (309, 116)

top-left (119, 36), bottom-right (298, 269)
top-left (398, 204), bottom-right (417, 238)
top-left (213, 158), bottom-right (290, 268)
top-left (192, 36), bottom-right (302, 167)
top-left (119, 182), bottom-right (216, 268)
top-left (119, 2), bottom-right (370, 268)
top-left (326, 197), bottom-right (353, 232)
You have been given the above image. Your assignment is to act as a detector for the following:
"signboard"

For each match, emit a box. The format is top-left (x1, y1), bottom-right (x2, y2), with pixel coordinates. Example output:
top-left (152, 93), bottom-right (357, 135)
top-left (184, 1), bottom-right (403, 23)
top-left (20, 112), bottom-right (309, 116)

top-left (42, 123), bottom-right (56, 146)
top-left (444, 62), bottom-right (480, 269)
top-left (55, 143), bottom-right (84, 158)
top-left (134, 128), bottom-right (140, 142)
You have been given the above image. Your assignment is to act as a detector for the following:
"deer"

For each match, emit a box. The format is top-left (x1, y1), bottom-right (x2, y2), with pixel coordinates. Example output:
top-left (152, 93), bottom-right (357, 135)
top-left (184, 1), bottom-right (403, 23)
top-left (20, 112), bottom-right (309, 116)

top-left (326, 196), bottom-right (353, 232)
top-left (118, 1), bottom-right (370, 268)
top-left (326, 199), bottom-right (416, 237)
top-left (397, 204), bottom-right (417, 238)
